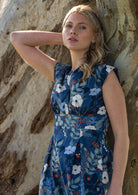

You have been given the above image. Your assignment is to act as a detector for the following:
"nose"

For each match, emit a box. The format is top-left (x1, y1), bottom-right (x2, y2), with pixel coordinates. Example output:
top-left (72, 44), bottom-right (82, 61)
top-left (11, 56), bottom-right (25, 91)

top-left (70, 26), bottom-right (77, 35)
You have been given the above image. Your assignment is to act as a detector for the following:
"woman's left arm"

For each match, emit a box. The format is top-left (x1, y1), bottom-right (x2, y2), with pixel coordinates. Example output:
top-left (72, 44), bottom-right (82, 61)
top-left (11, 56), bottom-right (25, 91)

top-left (102, 70), bottom-right (130, 195)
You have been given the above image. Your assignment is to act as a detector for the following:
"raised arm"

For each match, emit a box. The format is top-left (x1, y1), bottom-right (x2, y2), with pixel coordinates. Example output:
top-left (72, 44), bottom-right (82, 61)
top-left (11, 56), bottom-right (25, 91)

top-left (102, 70), bottom-right (129, 195)
top-left (10, 31), bottom-right (63, 81)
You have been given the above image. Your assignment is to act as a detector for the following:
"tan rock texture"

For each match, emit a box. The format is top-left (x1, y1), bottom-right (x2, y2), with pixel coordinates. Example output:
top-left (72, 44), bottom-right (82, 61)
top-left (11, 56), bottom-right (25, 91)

top-left (0, 0), bottom-right (137, 194)
top-left (96, 1), bottom-right (138, 194)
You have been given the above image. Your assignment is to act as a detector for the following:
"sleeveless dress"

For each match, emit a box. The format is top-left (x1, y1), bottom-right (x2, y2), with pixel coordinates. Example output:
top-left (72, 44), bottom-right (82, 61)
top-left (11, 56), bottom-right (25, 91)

top-left (39, 62), bottom-right (120, 195)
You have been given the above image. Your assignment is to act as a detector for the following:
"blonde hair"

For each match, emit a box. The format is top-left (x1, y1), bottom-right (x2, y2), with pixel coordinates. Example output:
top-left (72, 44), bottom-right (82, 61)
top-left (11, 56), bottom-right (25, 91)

top-left (63, 4), bottom-right (106, 82)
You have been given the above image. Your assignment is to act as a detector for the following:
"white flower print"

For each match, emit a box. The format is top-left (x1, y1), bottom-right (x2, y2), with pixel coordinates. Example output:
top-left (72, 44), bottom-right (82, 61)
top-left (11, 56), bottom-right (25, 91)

top-left (67, 75), bottom-right (71, 86)
top-left (89, 88), bottom-right (101, 96)
top-left (63, 129), bottom-right (67, 137)
top-left (43, 163), bottom-right (48, 172)
top-left (85, 125), bottom-right (96, 130)
top-left (60, 103), bottom-right (69, 114)
top-left (65, 103), bottom-right (69, 114)
top-left (55, 115), bottom-right (63, 126)
top-left (60, 102), bottom-right (65, 112)
top-left (72, 165), bottom-right (81, 175)
top-left (72, 94), bottom-right (83, 108)
top-left (97, 158), bottom-right (103, 171)
top-left (97, 106), bottom-right (106, 115)
top-left (55, 84), bottom-right (66, 93)
top-left (80, 129), bottom-right (83, 137)
top-left (106, 65), bottom-right (114, 73)
top-left (102, 171), bottom-right (109, 184)
top-left (105, 189), bottom-right (108, 195)
top-left (64, 146), bottom-right (76, 154)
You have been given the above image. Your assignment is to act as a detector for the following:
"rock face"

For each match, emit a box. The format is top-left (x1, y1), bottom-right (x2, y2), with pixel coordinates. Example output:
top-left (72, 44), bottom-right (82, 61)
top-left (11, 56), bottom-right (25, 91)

top-left (96, 1), bottom-right (138, 194)
top-left (0, 0), bottom-right (137, 195)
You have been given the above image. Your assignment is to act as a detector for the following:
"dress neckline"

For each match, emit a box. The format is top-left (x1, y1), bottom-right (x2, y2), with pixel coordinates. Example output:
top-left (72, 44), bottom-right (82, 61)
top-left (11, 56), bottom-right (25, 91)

top-left (70, 66), bottom-right (80, 73)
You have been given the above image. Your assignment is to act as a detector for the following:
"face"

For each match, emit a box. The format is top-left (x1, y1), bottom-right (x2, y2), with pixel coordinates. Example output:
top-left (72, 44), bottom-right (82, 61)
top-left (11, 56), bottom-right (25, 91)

top-left (62, 12), bottom-right (96, 52)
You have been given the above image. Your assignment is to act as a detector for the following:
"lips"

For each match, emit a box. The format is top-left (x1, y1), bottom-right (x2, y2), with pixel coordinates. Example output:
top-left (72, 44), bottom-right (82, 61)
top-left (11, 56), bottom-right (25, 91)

top-left (68, 37), bottom-right (78, 41)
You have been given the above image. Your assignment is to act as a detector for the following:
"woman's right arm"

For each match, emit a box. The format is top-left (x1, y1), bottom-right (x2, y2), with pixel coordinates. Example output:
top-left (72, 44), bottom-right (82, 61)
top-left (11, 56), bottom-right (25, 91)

top-left (10, 31), bottom-right (63, 81)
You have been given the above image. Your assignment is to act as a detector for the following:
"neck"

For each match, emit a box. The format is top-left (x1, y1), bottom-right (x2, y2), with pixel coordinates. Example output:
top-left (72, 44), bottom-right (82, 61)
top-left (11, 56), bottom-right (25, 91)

top-left (70, 50), bottom-right (86, 71)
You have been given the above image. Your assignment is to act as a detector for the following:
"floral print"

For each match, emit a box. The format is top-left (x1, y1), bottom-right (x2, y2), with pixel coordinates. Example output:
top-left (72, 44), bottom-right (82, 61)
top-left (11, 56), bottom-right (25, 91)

top-left (106, 65), bottom-right (115, 73)
top-left (67, 75), bottom-right (71, 86)
top-left (102, 171), bottom-right (109, 184)
top-left (89, 88), bottom-right (101, 96)
top-left (43, 163), bottom-right (48, 172)
top-left (39, 62), bottom-right (120, 195)
top-left (85, 125), bottom-right (96, 130)
top-left (97, 106), bottom-right (106, 115)
top-left (72, 165), bottom-right (81, 175)
top-left (55, 84), bottom-right (66, 93)
top-left (97, 158), bottom-right (103, 171)
top-left (71, 94), bottom-right (83, 108)
top-left (64, 146), bottom-right (76, 154)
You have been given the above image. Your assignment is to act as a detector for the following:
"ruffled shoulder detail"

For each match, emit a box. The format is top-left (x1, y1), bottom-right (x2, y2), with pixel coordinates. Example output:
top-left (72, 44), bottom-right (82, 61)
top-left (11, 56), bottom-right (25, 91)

top-left (94, 63), bottom-right (120, 86)
top-left (54, 62), bottom-right (71, 82)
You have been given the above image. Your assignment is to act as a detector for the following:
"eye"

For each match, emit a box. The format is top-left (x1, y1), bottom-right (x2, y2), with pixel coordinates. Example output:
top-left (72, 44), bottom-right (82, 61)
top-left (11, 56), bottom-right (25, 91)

top-left (79, 25), bottom-right (87, 30)
top-left (65, 24), bottom-right (72, 28)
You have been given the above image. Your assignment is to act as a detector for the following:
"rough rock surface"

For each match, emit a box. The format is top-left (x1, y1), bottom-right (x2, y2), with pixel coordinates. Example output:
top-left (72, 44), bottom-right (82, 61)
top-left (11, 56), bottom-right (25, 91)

top-left (0, 0), bottom-right (137, 194)
top-left (96, 1), bottom-right (138, 194)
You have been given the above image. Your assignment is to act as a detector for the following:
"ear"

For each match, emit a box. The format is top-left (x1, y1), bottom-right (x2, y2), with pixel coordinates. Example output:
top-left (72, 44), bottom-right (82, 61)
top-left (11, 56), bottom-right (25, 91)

top-left (91, 33), bottom-right (97, 43)
top-left (91, 38), bottom-right (96, 43)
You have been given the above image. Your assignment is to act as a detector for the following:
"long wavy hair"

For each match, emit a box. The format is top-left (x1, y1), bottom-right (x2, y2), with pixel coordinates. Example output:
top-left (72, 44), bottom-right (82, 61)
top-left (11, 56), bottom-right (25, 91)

top-left (62, 4), bottom-right (107, 82)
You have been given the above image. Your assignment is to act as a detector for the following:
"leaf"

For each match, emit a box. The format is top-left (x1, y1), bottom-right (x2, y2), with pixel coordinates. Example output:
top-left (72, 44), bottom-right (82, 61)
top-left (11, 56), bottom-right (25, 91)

top-left (57, 139), bottom-right (63, 146)
top-left (74, 176), bottom-right (80, 184)
top-left (71, 184), bottom-right (78, 189)
top-left (87, 157), bottom-right (92, 164)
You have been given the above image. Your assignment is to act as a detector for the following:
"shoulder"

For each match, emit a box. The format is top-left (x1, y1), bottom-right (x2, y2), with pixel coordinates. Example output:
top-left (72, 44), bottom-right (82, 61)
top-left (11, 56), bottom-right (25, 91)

top-left (93, 62), bottom-right (120, 85)
top-left (54, 62), bottom-right (71, 82)
top-left (94, 62), bottom-right (116, 73)
top-left (54, 62), bottom-right (71, 70)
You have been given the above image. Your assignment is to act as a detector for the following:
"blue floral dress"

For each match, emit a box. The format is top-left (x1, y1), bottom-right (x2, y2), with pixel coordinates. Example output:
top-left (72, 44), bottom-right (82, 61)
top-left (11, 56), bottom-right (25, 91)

top-left (39, 62), bottom-right (120, 195)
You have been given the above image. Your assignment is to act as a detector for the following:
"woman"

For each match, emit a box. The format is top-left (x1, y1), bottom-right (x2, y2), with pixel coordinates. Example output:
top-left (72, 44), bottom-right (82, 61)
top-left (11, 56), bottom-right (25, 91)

top-left (10, 4), bottom-right (129, 195)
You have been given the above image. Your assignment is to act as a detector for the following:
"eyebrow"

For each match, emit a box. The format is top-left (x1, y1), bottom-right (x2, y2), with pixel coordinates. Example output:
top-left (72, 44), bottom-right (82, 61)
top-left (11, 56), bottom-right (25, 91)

top-left (66, 21), bottom-right (88, 25)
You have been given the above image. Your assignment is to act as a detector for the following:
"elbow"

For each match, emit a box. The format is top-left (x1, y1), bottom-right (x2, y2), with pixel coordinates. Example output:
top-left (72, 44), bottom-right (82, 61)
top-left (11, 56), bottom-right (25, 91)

top-left (10, 31), bottom-right (21, 44)
top-left (10, 32), bottom-right (17, 43)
